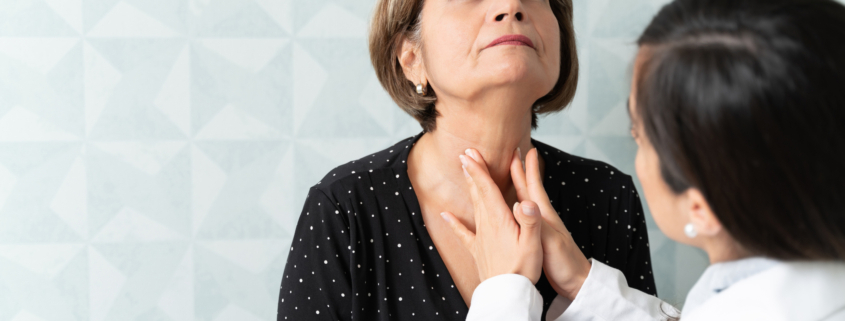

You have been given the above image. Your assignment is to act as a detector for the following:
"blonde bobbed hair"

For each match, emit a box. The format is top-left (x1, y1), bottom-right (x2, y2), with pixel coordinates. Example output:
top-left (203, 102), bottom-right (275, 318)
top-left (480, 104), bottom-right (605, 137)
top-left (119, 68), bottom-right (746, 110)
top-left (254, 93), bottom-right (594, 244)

top-left (368, 0), bottom-right (579, 132)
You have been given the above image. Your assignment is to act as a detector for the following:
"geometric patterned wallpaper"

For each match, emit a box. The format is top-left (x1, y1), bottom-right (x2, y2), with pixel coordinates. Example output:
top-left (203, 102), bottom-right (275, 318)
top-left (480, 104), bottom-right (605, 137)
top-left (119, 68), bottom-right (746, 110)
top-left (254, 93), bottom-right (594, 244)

top-left (8, 0), bottom-right (822, 319)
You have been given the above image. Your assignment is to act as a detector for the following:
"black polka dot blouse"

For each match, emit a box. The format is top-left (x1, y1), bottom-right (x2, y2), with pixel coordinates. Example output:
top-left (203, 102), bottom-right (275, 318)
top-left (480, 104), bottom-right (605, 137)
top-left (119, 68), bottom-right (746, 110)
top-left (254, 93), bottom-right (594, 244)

top-left (277, 134), bottom-right (656, 321)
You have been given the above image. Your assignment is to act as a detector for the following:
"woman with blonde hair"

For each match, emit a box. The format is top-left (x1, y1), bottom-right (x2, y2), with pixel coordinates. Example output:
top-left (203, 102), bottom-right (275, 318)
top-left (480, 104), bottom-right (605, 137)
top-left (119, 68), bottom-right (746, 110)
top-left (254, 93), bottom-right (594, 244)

top-left (277, 0), bottom-right (657, 320)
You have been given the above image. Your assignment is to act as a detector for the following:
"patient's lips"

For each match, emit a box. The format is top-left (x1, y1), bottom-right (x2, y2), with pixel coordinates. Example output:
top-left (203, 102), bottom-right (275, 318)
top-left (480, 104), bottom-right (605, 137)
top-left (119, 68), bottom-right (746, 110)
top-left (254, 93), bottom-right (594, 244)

top-left (485, 34), bottom-right (535, 49)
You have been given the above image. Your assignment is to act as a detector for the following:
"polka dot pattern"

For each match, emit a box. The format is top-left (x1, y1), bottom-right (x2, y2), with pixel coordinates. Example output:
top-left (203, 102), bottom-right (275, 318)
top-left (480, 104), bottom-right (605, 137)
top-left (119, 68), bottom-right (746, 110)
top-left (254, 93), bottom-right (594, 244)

top-left (277, 134), bottom-right (656, 320)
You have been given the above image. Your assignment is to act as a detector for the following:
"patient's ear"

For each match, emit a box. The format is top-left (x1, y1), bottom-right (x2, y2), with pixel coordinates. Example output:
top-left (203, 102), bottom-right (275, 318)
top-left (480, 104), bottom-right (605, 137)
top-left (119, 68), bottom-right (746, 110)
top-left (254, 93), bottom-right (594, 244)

top-left (397, 37), bottom-right (426, 85)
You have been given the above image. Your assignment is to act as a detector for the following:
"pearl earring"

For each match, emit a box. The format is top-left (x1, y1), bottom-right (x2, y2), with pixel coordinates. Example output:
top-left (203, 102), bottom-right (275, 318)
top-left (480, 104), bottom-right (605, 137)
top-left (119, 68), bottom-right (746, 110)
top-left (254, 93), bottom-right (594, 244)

top-left (416, 83), bottom-right (425, 95)
top-left (684, 223), bottom-right (698, 238)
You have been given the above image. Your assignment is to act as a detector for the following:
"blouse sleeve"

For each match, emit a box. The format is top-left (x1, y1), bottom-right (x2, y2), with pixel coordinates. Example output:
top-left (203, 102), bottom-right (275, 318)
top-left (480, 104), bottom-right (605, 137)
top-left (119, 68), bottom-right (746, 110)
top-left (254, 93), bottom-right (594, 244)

top-left (277, 188), bottom-right (354, 321)
top-left (621, 179), bottom-right (658, 295)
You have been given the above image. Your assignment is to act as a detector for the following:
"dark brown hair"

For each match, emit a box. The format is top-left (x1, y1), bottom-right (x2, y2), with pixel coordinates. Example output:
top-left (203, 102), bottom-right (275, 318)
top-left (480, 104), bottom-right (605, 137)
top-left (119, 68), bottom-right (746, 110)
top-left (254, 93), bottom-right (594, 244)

top-left (637, 0), bottom-right (845, 260)
top-left (368, 0), bottom-right (579, 132)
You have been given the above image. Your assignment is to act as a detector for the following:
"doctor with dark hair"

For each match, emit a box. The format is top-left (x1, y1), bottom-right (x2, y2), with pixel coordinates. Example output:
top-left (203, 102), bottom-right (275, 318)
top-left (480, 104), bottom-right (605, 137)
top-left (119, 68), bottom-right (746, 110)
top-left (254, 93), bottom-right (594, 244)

top-left (443, 0), bottom-right (845, 319)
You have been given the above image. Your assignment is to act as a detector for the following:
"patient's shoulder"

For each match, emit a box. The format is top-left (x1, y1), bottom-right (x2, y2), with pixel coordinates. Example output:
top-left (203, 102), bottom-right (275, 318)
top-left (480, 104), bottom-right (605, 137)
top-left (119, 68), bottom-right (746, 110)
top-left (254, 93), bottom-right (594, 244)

top-left (312, 134), bottom-right (420, 193)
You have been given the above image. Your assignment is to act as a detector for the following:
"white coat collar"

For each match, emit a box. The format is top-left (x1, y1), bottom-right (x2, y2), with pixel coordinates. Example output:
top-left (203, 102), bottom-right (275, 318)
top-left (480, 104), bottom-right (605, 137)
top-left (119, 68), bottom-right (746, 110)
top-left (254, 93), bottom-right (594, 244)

top-left (685, 260), bottom-right (845, 321)
top-left (682, 257), bottom-right (779, 317)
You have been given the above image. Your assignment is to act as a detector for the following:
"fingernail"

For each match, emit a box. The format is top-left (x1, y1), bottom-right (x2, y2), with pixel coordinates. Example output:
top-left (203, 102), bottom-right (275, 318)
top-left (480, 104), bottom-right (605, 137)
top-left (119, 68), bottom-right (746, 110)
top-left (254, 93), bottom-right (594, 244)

top-left (522, 203), bottom-right (536, 216)
top-left (459, 154), bottom-right (468, 166)
top-left (440, 212), bottom-right (451, 223)
top-left (517, 147), bottom-right (522, 160)
top-left (462, 165), bottom-right (470, 178)
top-left (466, 149), bottom-right (477, 162)
top-left (513, 202), bottom-right (519, 213)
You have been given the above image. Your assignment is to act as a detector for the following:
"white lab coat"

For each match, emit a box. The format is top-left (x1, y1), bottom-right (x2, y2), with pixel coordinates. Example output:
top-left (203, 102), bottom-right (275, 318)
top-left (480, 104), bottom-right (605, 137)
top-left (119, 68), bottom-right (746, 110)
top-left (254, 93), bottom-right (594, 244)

top-left (466, 258), bottom-right (845, 321)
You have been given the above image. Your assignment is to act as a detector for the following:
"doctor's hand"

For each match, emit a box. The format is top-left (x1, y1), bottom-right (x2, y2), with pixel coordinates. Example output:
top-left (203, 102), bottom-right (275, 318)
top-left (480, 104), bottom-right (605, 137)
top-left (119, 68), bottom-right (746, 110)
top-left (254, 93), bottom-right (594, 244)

top-left (512, 148), bottom-right (592, 301)
top-left (440, 149), bottom-right (544, 284)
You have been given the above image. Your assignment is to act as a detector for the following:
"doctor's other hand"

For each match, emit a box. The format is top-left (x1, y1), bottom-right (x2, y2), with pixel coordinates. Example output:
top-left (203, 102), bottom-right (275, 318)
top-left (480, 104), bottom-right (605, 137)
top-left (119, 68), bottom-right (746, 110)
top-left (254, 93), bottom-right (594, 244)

top-left (440, 149), bottom-right (544, 284)
top-left (511, 148), bottom-right (592, 301)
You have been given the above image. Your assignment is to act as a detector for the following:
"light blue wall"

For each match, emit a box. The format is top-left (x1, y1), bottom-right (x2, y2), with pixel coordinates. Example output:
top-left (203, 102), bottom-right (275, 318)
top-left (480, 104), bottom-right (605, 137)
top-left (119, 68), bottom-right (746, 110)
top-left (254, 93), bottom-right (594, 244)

top-left (10, 0), bottom-right (835, 320)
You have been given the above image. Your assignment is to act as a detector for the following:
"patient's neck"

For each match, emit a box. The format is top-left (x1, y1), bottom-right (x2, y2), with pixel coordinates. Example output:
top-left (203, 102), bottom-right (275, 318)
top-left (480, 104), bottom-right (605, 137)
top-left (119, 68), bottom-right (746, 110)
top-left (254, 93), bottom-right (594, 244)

top-left (407, 96), bottom-right (538, 230)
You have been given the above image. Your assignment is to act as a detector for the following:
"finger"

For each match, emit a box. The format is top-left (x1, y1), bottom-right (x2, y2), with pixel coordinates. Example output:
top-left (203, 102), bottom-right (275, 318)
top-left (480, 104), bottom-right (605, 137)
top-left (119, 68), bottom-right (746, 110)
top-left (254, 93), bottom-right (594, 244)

top-left (510, 148), bottom-right (530, 202)
top-left (440, 212), bottom-right (476, 250)
top-left (460, 154), bottom-right (511, 219)
top-left (465, 148), bottom-right (494, 224)
top-left (463, 159), bottom-right (485, 225)
top-left (514, 201), bottom-right (542, 246)
top-left (465, 149), bottom-right (490, 175)
top-left (524, 148), bottom-right (549, 203)
top-left (526, 149), bottom-right (568, 231)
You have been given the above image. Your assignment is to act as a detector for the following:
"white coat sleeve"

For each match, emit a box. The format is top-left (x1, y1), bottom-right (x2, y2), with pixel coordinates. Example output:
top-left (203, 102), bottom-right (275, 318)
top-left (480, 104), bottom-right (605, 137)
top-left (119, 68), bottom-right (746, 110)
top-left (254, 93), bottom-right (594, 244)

top-left (548, 259), bottom-right (673, 321)
top-left (466, 260), bottom-right (675, 321)
top-left (466, 274), bottom-right (544, 321)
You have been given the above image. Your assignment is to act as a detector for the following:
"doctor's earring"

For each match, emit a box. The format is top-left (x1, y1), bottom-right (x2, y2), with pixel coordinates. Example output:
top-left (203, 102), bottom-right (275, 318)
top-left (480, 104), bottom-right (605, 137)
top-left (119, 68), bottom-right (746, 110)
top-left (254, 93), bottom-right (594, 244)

top-left (684, 223), bottom-right (698, 238)
top-left (416, 83), bottom-right (426, 95)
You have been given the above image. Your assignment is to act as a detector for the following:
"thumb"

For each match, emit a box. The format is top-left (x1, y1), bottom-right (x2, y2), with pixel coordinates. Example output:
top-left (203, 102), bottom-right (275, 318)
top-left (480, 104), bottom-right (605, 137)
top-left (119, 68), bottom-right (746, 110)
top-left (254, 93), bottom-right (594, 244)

top-left (513, 201), bottom-right (542, 244)
top-left (440, 212), bottom-right (475, 250)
